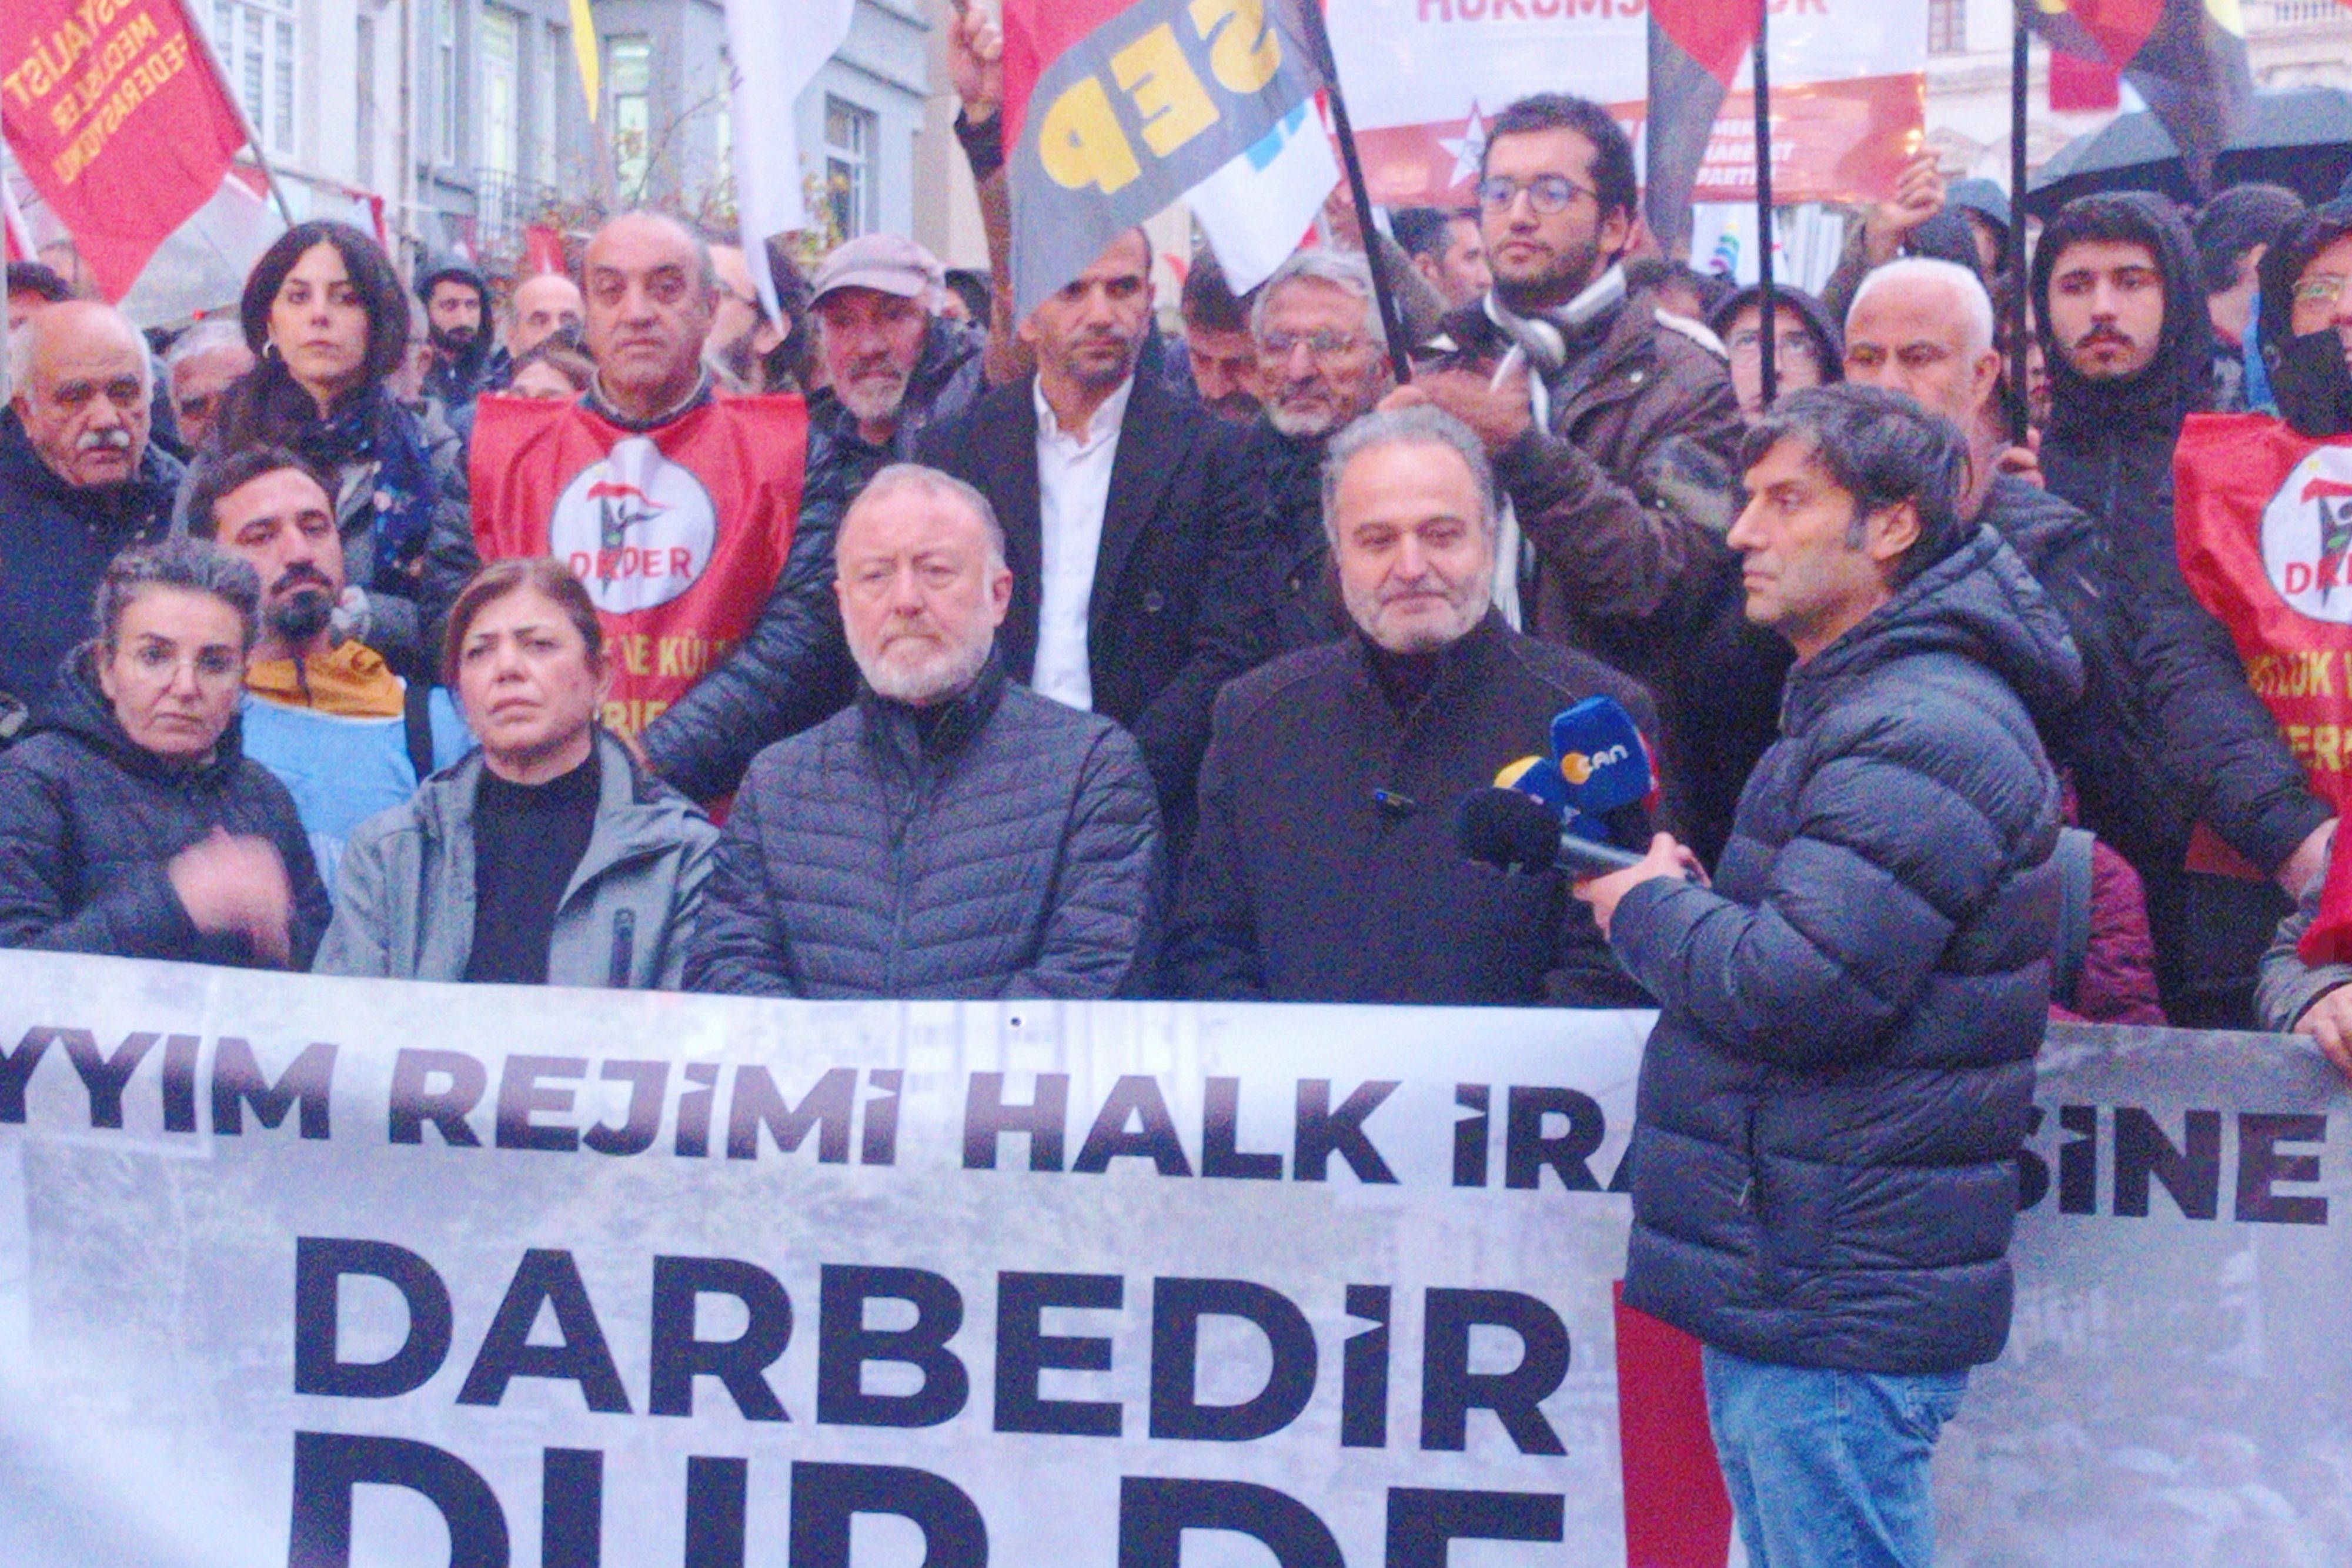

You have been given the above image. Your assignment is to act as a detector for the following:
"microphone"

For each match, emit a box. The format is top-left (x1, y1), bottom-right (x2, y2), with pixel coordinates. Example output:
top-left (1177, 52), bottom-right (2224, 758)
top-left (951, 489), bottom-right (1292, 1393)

top-left (1550, 695), bottom-right (1660, 851)
top-left (1454, 787), bottom-right (1652, 878)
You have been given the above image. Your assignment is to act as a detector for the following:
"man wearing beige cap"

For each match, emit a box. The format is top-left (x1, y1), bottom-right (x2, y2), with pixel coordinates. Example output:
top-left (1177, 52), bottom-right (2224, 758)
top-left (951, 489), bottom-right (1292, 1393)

top-left (806, 233), bottom-right (987, 460)
top-left (635, 233), bottom-right (988, 801)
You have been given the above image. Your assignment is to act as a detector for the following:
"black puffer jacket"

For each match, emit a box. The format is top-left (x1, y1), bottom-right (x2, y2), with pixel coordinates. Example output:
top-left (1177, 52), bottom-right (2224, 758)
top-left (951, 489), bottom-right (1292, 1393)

top-left (1168, 613), bottom-right (1654, 1006)
top-left (0, 652), bottom-right (330, 968)
top-left (1612, 527), bottom-right (2080, 1373)
top-left (684, 654), bottom-right (1162, 998)
top-left (642, 319), bottom-right (991, 803)
top-left (0, 413), bottom-right (180, 716)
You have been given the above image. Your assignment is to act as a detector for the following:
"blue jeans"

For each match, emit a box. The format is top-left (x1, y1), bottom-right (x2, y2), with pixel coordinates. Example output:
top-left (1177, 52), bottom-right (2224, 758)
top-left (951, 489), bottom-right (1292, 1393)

top-left (1700, 1345), bottom-right (1969, 1568)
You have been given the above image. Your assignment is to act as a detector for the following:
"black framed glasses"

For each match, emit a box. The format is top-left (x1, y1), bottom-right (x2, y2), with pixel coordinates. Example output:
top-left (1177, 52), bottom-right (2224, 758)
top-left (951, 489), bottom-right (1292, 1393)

top-left (1476, 173), bottom-right (1595, 215)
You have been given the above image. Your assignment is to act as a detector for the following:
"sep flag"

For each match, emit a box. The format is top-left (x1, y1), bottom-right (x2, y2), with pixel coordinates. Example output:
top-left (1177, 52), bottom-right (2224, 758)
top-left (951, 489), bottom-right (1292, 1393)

top-left (2027, 0), bottom-right (2254, 194)
top-left (0, 0), bottom-right (248, 302)
top-left (1000, 0), bottom-right (1331, 319)
top-left (469, 394), bottom-right (809, 740)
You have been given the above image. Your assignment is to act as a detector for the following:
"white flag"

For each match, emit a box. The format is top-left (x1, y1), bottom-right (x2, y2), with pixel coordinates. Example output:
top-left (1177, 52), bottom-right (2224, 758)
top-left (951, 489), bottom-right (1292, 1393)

top-left (1187, 98), bottom-right (1343, 297)
top-left (723, 0), bottom-right (853, 322)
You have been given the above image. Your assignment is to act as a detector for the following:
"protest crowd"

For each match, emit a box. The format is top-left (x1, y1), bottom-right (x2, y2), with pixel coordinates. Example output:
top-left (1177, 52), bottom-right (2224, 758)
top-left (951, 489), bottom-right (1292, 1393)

top-left (7, 2), bottom-right (2352, 1562)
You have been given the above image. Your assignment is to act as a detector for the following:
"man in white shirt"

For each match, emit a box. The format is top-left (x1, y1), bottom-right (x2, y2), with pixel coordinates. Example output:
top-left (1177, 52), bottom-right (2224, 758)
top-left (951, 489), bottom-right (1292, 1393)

top-left (921, 229), bottom-right (1258, 838)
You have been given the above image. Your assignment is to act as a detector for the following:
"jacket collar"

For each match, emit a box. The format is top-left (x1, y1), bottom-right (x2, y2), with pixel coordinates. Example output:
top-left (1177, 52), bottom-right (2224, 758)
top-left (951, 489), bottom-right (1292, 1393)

top-left (424, 728), bottom-right (702, 897)
top-left (583, 370), bottom-right (714, 433)
top-left (856, 648), bottom-right (1010, 770)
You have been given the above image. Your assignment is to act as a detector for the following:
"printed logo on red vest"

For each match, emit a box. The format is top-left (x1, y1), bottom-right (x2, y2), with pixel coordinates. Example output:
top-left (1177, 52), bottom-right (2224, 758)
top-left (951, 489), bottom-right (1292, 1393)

top-left (547, 437), bottom-right (717, 614)
top-left (2262, 447), bottom-right (2352, 623)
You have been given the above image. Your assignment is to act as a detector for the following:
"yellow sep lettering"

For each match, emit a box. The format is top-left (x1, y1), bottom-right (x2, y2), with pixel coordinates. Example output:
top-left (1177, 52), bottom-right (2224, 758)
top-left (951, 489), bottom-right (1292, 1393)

top-left (1037, 75), bottom-right (1142, 193)
top-left (1110, 25), bottom-right (1220, 159)
top-left (1187, 0), bottom-right (1282, 96)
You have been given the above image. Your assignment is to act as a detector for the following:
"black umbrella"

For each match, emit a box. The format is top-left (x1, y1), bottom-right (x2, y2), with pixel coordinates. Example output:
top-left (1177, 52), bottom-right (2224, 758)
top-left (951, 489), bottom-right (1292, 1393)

top-left (2024, 86), bottom-right (2352, 219)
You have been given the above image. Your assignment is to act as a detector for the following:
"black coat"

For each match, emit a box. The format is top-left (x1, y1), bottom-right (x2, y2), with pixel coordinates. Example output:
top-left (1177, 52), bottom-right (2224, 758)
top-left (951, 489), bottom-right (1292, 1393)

top-left (2035, 200), bottom-right (2330, 1021)
top-left (1168, 612), bottom-right (1654, 1006)
top-left (683, 655), bottom-right (1162, 999)
top-left (917, 373), bottom-right (1259, 831)
top-left (0, 413), bottom-right (181, 717)
top-left (1612, 528), bottom-right (2081, 1374)
top-left (0, 653), bottom-right (330, 968)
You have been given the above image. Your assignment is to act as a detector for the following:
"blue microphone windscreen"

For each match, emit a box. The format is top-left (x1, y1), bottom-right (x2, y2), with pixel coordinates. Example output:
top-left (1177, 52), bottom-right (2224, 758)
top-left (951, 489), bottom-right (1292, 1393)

top-left (1549, 696), bottom-right (1656, 815)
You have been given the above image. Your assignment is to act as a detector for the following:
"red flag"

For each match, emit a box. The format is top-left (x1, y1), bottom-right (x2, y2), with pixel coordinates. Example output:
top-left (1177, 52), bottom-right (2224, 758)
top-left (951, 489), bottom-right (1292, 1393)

top-left (470, 394), bottom-right (810, 740)
top-left (524, 224), bottom-right (567, 278)
top-left (1613, 1284), bottom-right (1733, 1567)
top-left (2026, 0), bottom-right (2251, 193)
top-left (2173, 414), bottom-right (2352, 957)
top-left (1644, 0), bottom-right (1760, 258)
top-left (0, 0), bottom-right (248, 300)
top-left (2047, 48), bottom-right (2122, 113)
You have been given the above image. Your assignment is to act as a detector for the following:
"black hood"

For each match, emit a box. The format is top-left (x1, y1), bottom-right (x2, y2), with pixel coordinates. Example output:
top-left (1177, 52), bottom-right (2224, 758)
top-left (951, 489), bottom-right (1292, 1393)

top-left (2033, 192), bottom-right (2212, 439)
top-left (1706, 284), bottom-right (1843, 378)
top-left (38, 644), bottom-right (249, 785)
top-left (1787, 526), bottom-right (2085, 735)
top-left (2259, 198), bottom-right (2352, 438)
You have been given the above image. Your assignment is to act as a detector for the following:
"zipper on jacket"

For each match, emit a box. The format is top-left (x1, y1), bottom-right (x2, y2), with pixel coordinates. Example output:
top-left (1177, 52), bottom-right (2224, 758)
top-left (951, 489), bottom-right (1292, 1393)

top-left (608, 908), bottom-right (636, 988)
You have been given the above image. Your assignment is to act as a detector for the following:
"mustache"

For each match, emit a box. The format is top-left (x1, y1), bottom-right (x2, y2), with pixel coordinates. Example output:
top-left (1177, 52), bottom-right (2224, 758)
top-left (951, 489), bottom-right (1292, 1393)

top-left (270, 564), bottom-right (336, 597)
top-left (76, 427), bottom-right (132, 452)
top-left (2074, 325), bottom-right (2136, 349)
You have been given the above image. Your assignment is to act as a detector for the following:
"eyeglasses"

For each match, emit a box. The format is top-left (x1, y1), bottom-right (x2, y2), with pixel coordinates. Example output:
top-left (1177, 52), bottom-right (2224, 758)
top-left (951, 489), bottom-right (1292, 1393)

top-left (1476, 174), bottom-right (1596, 215)
top-left (1262, 329), bottom-right (1368, 359)
top-left (2294, 274), bottom-right (2348, 307)
top-left (1727, 329), bottom-right (1821, 364)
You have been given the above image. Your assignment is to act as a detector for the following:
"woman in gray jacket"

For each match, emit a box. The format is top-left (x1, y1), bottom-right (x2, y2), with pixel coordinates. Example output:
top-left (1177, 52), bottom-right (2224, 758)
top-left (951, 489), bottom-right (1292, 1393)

top-left (315, 559), bottom-right (717, 988)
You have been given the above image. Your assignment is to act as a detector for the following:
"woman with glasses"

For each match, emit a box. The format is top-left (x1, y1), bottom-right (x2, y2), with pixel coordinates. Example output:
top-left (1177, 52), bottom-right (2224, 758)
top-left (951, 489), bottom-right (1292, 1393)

top-left (0, 538), bottom-right (330, 968)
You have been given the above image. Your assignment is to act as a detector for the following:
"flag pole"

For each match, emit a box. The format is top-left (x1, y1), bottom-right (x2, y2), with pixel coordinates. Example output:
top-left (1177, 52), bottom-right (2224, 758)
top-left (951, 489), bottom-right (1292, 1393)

top-left (2007, 3), bottom-right (2032, 444)
top-left (182, 0), bottom-right (299, 229)
top-left (1297, 2), bottom-right (1414, 386)
top-left (1753, 6), bottom-right (1776, 409)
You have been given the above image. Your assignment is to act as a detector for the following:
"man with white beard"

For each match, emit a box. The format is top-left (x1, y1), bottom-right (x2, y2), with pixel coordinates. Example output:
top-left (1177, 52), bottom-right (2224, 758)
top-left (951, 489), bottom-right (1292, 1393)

top-left (685, 463), bottom-right (1164, 999)
top-left (640, 236), bottom-right (991, 801)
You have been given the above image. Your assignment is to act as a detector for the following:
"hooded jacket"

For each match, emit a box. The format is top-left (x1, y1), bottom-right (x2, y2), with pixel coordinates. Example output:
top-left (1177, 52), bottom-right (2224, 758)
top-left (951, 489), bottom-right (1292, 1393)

top-left (2035, 195), bottom-right (2331, 1021)
top-left (640, 316), bottom-right (990, 803)
top-left (416, 261), bottom-right (505, 410)
top-left (0, 413), bottom-right (182, 714)
top-left (314, 728), bottom-right (718, 988)
top-left (2259, 198), bottom-right (2352, 440)
top-left (1612, 526), bottom-right (2082, 1373)
top-left (0, 649), bottom-right (330, 968)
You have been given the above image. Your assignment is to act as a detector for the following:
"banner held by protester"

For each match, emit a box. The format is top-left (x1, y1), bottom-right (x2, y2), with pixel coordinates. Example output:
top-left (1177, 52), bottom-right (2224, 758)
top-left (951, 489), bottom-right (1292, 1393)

top-left (2, 950), bottom-right (2348, 1564)
top-left (998, 0), bottom-right (1331, 320)
top-left (0, 0), bottom-right (249, 301)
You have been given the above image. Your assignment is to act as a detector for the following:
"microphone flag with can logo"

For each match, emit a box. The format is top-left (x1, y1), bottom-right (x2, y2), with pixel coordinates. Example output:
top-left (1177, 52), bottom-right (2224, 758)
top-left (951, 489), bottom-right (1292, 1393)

top-left (469, 393), bottom-right (809, 741)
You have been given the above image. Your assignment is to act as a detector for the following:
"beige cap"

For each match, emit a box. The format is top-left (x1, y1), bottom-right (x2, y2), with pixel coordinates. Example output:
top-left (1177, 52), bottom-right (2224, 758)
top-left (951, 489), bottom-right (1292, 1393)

top-left (809, 233), bottom-right (945, 305)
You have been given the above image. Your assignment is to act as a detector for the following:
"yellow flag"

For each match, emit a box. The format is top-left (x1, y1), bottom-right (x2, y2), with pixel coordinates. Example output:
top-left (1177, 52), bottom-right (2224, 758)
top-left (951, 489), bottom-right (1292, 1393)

top-left (570, 0), bottom-right (600, 122)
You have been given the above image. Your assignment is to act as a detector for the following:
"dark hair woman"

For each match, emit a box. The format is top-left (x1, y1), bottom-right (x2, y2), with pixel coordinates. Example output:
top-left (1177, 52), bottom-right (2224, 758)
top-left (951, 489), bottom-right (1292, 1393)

top-left (315, 559), bottom-right (717, 988)
top-left (0, 537), bottom-right (330, 968)
top-left (182, 220), bottom-right (470, 681)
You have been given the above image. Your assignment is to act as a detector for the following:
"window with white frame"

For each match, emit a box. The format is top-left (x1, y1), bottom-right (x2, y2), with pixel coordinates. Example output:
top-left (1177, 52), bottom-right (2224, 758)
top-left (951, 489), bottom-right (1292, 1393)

top-left (824, 95), bottom-right (877, 239)
top-left (607, 34), bottom-right (652, 196)
top-left (438, 0), bottom-right (462, 165)
top-left (205, 0), bottom-right (298, 156)
top-left (480, 7), bottom-right (519, 179)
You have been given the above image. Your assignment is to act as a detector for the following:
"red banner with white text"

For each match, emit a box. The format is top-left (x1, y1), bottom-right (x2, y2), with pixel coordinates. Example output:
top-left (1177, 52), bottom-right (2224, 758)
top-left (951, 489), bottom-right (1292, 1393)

top-left (0, 0), bottom-right (248, 300)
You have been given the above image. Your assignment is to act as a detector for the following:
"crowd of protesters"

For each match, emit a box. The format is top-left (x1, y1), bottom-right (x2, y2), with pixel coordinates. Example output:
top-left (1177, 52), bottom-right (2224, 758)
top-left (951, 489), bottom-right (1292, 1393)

top-left (11, 33), bottom-right (2352, 1557)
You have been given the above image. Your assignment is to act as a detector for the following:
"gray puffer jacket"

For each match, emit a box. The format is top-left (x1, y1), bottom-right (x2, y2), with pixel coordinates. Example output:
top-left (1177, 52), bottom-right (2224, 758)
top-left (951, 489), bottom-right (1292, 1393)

top-left (314, 730), bottom-right (718, 988)
top-left (684, 655), bottom-right (1163, 999)
top-left (1612, 527), bottom-right (2083, 1375)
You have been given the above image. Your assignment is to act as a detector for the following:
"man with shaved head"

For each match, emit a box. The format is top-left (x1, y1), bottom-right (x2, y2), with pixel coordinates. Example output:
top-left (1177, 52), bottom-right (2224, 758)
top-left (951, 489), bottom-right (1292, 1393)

top-left (2, 300), bottom-right (183, 716)
top-left (465, 210), bottom-right (860, 791)
top-left (1846, 256), bottom-right (2333, 1026)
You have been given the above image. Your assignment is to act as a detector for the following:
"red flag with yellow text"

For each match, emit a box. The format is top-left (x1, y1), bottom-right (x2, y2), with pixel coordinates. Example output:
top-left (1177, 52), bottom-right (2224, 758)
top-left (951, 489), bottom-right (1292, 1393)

top-left (469, 394), bottom-right (808, 741)
top-left (0, 0), bottom-right (247, 300)
top-left (2174, 412), bottom-right (2352, 958)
